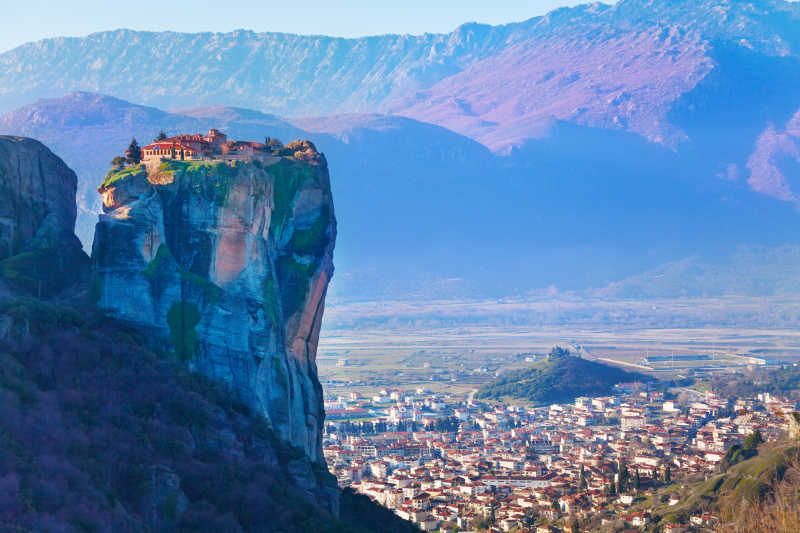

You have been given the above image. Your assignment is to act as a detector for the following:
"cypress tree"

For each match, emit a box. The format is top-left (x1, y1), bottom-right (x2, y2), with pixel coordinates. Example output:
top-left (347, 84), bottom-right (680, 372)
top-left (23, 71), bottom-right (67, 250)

top-left (125, 138), bottom-right (142, 164)
top-left (618, 461), bottom-right (630, 493)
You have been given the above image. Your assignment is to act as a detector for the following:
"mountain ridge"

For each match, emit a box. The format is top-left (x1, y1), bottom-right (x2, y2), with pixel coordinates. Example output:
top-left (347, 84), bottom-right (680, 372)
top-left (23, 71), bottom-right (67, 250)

top-left (1, 0), bottom-right (798, 152)
top-left (2, 91), bottom-right (799, 302)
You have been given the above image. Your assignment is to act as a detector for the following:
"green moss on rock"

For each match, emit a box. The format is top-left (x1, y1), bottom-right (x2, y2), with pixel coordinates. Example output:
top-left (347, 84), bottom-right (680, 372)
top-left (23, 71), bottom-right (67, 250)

top-left (159, 160), bottom-right (236, 205)
top-left (101, 164), bottom-right (145, 190)
top-left (276, 256), bottom-right (315, 319)
top-left (290, 206), bottom-right (330, 256)
top-left (143, 244), bottom-right (174, 278)
top-left (269, 160), bottom-right (314, 238)
top-left (166, 301), bottom-right (201, 362)
top-left (180, 270), bottom-right (223, 303)
top-left (262, 276), bottom-right (279, 326)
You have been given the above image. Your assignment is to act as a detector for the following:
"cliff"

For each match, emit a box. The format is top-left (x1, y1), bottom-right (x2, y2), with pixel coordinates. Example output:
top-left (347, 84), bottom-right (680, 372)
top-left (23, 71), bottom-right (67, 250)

top-left (0, 138), bottom-right (417, 532)
top-left (0, 136), bottom-right (88, 296)
top-left (91, 142), bottom-right (336, 462)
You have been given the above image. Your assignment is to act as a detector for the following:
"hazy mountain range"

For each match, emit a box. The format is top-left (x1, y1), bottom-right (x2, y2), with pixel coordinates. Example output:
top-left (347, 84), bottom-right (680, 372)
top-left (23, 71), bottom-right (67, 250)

top-left (1, 0), bottom-right (799, 302)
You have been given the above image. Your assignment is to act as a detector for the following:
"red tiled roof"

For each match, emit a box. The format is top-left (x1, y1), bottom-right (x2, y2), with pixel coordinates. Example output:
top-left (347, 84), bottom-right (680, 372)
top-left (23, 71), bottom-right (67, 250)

top-left (143, 141), bottom-right (197, 152)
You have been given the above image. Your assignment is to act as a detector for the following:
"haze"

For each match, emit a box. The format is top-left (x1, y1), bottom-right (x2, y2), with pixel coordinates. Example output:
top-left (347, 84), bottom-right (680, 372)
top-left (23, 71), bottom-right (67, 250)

top-left (0, 0), bottom-right (594, 53)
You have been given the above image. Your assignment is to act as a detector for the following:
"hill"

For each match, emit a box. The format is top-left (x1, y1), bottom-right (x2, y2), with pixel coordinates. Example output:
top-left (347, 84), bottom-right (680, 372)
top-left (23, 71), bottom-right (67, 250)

top-left (475, 347), bottom-right (652, 405)
top-left (0, 298), bottom-right (416, 533)
top-left (709, 363), bottom-right (800, 400)
top-left (648, 434), bottom-right (800, 531)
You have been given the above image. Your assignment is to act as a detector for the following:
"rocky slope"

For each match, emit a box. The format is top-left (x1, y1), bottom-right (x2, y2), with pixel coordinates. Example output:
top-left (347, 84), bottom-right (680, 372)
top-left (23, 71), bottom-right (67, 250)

top-left (92, 146), bottom-right (335, 462)
top-left (0, 136), bottom-right (88, 296)
top-left (0, 298), bottom-right (418, 532)
top-left (0, 136), bottom-right (414, 532)
top-left (647, 435), bottom-right (800, 530)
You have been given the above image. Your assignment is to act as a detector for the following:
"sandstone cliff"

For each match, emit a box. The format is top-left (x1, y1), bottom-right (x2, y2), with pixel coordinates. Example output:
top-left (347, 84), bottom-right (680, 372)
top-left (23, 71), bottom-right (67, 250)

top-left (0, 136), bottom-right (88, 296)
top-left (92, 142), bottom-right (336, 461)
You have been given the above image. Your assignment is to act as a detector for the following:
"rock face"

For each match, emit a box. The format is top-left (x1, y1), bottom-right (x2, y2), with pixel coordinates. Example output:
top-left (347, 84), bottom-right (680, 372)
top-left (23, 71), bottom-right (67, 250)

top-left (0, 136), bottom-right (88, 295)
top-left (91, 142), bottom-right (336, 461)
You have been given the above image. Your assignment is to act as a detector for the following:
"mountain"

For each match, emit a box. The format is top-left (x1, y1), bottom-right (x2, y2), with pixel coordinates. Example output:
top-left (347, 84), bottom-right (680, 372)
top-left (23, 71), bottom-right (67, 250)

top-left (0, 23), bottom-right (538, 119)
top-left (1, 1), bottom-right (799, 170)
top-left (0, 138), bottom-right (415, 532)
top-left (475, 347), bottom-right (652, 405)
top-left (591, 245), bottom-right (800, 299)
top-left (3, 0), bottom-right (800, 301)
top-left (392, 0), bottom-right (800, 154)
top-left (2, 91), bottom-right (799, 303)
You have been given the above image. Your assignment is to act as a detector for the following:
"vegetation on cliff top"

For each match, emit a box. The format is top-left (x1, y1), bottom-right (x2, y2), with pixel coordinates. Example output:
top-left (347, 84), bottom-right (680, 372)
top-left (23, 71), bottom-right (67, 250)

top-left (0, 297), bottom-right (417, 532)
top-left (100, 163), bottom-right (145, 190)
top-left (475, 347), bottom-right (652, 405)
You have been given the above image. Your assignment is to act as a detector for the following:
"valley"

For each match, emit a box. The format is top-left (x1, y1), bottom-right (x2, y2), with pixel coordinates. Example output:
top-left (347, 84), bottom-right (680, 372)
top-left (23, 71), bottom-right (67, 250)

top-left (2, 0), bottom-right (800, 531)
top-left (317, 296), bottom-right (800, 397)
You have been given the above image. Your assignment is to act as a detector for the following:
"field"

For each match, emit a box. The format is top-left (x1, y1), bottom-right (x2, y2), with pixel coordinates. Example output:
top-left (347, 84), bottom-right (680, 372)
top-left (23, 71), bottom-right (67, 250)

top-left (317, 296), bottom-right (800, 397)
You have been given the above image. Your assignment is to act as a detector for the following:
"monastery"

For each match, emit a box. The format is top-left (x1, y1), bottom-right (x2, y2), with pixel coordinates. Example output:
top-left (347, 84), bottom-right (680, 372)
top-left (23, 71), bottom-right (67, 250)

top-left (141, 129), bottom-right (273, 164)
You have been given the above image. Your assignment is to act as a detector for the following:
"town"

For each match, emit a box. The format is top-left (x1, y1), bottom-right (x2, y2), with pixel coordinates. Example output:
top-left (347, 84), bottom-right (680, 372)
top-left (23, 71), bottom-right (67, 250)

top-left (323, 383), bottom-right (797, 532)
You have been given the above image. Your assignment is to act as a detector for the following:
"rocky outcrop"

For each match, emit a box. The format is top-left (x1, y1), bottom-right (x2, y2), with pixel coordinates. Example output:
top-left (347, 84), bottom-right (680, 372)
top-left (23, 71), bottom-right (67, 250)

top-left (0, 136), bottom-right (88, 295)
top-left (91, 143), bottom-right (336, 461)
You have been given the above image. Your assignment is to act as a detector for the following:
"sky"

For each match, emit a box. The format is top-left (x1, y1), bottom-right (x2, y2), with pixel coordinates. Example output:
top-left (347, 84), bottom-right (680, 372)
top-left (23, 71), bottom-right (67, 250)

top-left (0, 0), bottom-right (596, 53)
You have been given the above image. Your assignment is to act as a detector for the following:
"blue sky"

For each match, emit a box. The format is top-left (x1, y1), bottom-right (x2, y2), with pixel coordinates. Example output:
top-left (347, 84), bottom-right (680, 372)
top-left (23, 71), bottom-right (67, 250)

top-left (0, 0), bottom-right (597, 53)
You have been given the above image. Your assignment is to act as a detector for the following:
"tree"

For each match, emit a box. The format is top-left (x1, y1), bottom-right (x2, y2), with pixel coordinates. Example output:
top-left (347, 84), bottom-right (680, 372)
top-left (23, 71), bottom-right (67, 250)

top-left (125, 138), bottom-right (142, 164)
top-left (578, 464), bottom-right (587, 489)
top-left (664, 465), bottom-right (671, 484)
top-left (265, 137), bottom-right (283, 152)
top-left (548, 346), bottom-right (570, 359)
top-left (633, 470), bottom-right (641, 492)
top-left (570, 518), bottom-right (580, 533)
top-left (155, 130), bottom-right (168, 141)
top-left (618, 461), bottom-right (630, 493)
top-left (743, 430), bottom-right (764, 451)
top-left (110, 156), bottom-right (126, 170)
top-left (608, 481), bottom-right (616, 496)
